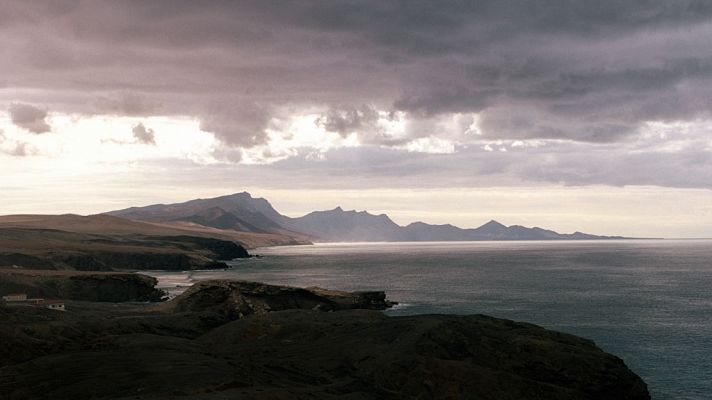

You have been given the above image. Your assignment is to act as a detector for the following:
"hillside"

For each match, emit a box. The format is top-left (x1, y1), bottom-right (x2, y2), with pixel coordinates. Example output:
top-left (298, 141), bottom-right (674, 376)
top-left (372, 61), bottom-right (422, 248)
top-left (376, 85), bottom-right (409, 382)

top-left (0, 214), bottom-right (252, 271)
top-left (0, 214), bottom-right (308, 249)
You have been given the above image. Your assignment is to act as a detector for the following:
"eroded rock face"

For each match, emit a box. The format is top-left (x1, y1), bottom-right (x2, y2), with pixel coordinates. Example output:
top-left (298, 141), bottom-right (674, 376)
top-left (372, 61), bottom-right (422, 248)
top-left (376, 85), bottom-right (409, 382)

top-left (168, 279), bottom-right (395, 317)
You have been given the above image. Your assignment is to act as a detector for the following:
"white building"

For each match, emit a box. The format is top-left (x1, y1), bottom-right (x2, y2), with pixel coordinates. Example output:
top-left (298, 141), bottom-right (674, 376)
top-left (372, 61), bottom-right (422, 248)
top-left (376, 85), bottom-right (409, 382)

top-left (37, 300), bottom-right (66, 311)
top-left (1, 294), bottom-right (66, 311)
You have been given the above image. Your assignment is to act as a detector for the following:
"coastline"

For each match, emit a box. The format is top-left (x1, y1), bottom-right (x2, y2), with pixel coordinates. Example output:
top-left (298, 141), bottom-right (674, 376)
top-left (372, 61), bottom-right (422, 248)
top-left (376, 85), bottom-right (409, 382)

top-left (0, 278), bottom-right (650, 399)
top-left (9, 239), bottom-right (709, 398)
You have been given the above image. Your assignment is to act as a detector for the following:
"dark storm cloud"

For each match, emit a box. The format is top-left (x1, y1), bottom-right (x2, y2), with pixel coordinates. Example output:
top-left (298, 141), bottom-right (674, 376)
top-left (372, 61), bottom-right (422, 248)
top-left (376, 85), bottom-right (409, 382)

top-left (4, 1), bottom-right (710, 138)
top-left (198, 102), bottom-right (271, 147)
top-left (317, 105), bottom-right (380, 137)
top-left (3, 0), bottom-right (712, 187)
top-left (314, 105), bottom-right (412, 146)
top-left (132, 123), bottom-right (156, 145)
top-left (8, 103), bottom-right (51, 134)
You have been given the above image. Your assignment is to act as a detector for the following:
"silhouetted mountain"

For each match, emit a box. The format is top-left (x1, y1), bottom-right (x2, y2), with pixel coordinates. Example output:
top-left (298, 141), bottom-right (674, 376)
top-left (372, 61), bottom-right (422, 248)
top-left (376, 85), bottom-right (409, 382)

top-left (284, 208), bottom-right (625, 242)
top-left (285, 207), bottom-right (403, 242)
top-left (401, 222), bottom-right (469, 241)
top-left (474, 220), bottom-right (509, 236)
top-left (401, 218), bottom-right (624, 242)
top-left (106, 192), bottom-right (290, 235)
top-left (105, 192), bottom-right (626, 242)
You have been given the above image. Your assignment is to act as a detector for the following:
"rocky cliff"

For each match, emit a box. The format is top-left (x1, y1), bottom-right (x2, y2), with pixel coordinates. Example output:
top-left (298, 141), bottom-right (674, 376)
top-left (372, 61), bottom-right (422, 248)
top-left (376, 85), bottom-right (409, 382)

top-left (167, 279), bottom-right (395, 317)
top-left (0, 270), bottom-right (166, 302)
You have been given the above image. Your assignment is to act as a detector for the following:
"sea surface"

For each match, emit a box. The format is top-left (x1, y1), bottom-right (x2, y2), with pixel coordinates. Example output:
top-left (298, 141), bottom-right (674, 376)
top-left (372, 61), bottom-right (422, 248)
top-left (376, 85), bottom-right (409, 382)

top-left (149, 240), bottom-right (712, 400)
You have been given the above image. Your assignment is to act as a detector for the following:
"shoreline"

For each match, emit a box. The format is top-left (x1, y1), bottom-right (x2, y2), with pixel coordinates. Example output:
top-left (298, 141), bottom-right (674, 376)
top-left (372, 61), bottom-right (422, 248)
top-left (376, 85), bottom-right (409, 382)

top-left (0, 278), bottom-right (651, 399)
top-left (254, 236), bottom-right (685, 250)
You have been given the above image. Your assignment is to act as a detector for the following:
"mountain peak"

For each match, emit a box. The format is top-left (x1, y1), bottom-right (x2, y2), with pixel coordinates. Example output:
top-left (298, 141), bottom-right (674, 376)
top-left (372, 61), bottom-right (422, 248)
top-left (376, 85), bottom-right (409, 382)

top-left (479, 219), bottom-right (507, 229)
top-left (333, 206), bottom-right (343, 212)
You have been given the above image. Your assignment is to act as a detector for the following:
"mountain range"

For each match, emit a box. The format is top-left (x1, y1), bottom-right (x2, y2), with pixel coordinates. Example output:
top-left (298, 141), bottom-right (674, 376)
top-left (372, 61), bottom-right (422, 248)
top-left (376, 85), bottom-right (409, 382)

top-left (106, 192), bottom-right (626, 242)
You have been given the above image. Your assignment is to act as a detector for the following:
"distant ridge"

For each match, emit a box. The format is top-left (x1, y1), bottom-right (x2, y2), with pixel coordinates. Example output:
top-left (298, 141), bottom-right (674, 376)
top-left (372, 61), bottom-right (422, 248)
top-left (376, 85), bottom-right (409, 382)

top-left (105, 192), bottom-right (627, 242)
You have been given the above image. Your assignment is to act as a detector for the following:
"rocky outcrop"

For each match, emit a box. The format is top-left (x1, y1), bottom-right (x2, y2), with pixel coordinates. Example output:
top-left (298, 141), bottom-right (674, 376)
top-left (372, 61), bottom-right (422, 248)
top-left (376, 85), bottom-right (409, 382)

top-left (0, 270), bottom-right (166, 302)
top-left (0, 304), bottom-right (649, 400)
top-left (167, 280), bottom-right (395, 317)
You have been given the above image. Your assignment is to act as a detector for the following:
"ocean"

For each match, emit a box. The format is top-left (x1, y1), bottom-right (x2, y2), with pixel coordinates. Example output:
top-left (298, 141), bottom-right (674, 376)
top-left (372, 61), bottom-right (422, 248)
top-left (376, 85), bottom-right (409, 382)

top-left (149, 240), bottom-right (712, 400)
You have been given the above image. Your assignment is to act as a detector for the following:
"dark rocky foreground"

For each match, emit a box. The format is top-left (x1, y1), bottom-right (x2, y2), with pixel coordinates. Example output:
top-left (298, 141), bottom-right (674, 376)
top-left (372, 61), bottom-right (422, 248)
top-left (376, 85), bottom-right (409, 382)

top-left (0, 280), bottom-right (650, 400)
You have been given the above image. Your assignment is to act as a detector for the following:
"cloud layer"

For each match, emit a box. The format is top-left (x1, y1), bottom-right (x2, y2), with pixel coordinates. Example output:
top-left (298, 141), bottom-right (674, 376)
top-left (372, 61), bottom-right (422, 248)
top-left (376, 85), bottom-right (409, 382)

top-left (2, 1), bottom-right (712, 190)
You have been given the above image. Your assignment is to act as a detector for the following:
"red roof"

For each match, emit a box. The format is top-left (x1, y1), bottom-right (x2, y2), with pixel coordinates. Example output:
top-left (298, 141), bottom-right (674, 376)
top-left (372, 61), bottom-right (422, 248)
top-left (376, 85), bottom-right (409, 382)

top-left (36, 299), bottom-right (64, 305)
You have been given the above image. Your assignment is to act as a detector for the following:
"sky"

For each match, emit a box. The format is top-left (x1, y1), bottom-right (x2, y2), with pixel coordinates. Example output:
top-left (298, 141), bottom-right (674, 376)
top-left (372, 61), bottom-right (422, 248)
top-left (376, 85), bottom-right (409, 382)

top-left (1, 0), bottom-right (712, 238)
